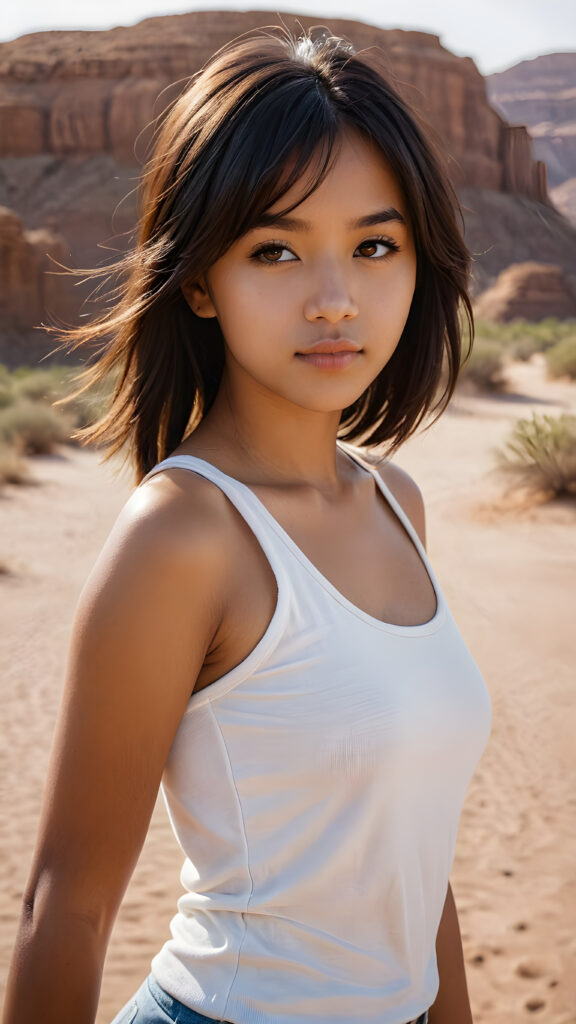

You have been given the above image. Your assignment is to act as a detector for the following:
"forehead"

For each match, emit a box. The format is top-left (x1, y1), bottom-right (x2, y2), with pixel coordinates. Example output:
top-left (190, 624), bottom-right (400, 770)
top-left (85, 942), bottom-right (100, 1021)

top-left (266, 126), bottom-right (409, 222)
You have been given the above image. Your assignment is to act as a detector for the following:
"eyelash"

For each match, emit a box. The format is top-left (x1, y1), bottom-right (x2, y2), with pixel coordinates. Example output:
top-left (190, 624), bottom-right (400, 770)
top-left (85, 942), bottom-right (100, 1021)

top-left (248, 235), bottom-right (402, 265)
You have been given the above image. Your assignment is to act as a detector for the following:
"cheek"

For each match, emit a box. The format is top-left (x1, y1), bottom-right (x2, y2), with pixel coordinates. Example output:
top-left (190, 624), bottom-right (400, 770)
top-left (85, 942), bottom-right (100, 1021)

top-left (215, 275), bottom-right (294, 347)
top-left (389, 259), bottom-right (417, 317)
top-left (395, 248), bottom-right (417, 291)
top-left (364, 263), bottom-right (415, 329)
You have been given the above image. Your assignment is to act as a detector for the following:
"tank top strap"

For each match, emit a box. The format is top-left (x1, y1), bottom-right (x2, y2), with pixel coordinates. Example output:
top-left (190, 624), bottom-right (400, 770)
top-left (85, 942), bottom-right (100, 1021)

top-left (336, 442), bottom-right (447, 621)
top-left (139, 454), bottom-right (295, 591)
top-left (336, 442), bottom-right (431, 566)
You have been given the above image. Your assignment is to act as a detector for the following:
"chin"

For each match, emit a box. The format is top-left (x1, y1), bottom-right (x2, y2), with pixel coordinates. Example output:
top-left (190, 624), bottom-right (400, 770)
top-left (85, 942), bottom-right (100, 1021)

top-left (290, 389), bottom-right (367, 415)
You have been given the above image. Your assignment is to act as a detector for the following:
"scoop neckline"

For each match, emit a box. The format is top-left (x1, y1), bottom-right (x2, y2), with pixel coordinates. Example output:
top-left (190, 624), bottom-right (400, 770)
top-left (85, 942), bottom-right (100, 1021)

top-left (155, 447), bottom-right (446, 638)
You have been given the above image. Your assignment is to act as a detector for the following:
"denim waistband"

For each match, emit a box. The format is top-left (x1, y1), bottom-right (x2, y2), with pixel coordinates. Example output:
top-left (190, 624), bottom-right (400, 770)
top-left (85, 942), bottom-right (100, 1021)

top-left (146, 973), bottom-right (429, 1024)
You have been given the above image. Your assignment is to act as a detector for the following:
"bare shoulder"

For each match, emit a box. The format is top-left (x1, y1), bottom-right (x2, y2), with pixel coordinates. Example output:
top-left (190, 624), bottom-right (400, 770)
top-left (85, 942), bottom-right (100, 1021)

top-left (373, 459), bottom-right (427, 548)
top-left (124, 464), bottom-right (238, 540)
top-left (76, 466), bottom-right (241, 675)
top-left (97, 465), bottom-right (240, 583)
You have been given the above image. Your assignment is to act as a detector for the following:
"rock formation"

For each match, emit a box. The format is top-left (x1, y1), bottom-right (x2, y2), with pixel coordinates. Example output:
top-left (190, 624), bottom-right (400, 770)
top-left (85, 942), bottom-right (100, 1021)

top-left (0, 12), bottom-right (548, 199)
top-left (487, 53), bottom-right (576, 226)
top-left (0, 206), bottom-right (79, 364)
top-left (473, 262), bottom-right (576, 323)
top-left (550, 178), bottom-right (576, 227)
top-left (458, 186), bottom-right (576, 297)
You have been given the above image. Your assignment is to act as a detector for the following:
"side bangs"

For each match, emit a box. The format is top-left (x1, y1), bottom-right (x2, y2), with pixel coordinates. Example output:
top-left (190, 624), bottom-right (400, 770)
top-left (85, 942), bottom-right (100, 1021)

top-left (174, 78), bottom-right (344, 275)
top-left (236, 123), bottom-right (342, 242)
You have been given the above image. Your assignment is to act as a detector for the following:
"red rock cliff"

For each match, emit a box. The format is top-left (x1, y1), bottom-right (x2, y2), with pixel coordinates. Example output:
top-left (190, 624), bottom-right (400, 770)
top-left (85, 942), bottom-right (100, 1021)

top-left (0, 10), bottom-right (547, 201)
top-left (487, 53), bottom-right (576, 227)
top-left (0, 205), bottom-right (80, 363)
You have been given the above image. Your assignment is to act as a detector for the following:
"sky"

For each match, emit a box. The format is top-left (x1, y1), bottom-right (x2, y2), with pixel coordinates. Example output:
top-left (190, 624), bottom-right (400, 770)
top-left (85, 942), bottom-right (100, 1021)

top-left (1, 0), bottom-right (575, 75)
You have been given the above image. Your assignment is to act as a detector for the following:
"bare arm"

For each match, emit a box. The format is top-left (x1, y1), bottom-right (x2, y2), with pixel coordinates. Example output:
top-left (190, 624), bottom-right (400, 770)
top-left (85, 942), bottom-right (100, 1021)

top-left (2, 474), bottom-right (228, 1024)
top-left (428, 883), bottom-right (473, 1024)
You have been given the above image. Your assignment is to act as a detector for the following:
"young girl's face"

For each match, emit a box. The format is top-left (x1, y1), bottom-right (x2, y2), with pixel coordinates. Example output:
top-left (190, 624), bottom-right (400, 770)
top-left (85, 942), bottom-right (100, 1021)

top-left (186, 126), bottom-right (417, 415)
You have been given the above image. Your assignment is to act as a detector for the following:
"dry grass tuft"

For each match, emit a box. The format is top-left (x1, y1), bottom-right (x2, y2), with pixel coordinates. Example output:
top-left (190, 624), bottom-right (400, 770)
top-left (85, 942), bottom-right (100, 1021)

top-left (0, 400), bottom-right (73, 455)
top-left (0, 442), bottom-right (31, 487)
top-left (459, 338), bottom-right (508, 391)
top-left (546, 336), bottom-right (576, 380)
top-left (495, 412), bottom-right (576, 500)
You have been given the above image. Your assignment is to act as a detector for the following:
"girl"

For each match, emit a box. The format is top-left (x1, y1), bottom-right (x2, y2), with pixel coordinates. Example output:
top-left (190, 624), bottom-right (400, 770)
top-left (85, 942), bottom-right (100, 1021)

top-left (3, 26), bottom-right (492, 1024)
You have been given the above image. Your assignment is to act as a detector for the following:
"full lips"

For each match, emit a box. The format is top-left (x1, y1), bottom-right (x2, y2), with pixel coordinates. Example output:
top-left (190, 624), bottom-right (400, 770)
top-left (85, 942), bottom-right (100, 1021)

top-left (295, 352), bottom-right (361, 369)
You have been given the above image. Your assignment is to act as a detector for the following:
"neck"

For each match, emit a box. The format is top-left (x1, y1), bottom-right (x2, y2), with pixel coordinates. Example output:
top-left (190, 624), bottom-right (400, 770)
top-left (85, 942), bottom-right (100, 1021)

top-left (188, 371), bottom-right (351, 490)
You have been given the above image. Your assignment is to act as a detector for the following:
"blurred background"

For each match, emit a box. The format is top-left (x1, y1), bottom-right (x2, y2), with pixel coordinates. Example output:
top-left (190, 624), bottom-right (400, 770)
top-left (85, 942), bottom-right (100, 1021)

top-left (0, 4), bottom-right (575, 1024)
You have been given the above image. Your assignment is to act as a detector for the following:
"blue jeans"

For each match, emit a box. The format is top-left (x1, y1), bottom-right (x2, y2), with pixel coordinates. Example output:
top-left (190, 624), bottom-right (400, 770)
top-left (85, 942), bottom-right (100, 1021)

top-left (110, 973), bottom-right (429, 1023)
top-left (109, 975), bottom-right (222, 1022)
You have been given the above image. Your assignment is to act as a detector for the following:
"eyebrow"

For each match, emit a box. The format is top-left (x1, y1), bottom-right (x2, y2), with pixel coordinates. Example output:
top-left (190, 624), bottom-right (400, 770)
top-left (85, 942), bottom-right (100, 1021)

top-left (249, 207), bottom-right (407, 232)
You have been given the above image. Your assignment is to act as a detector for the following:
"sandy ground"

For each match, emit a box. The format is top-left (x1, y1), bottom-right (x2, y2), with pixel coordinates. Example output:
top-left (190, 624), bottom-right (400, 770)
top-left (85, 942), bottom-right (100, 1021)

top-left (0, 354), bottom-right (575, 1024)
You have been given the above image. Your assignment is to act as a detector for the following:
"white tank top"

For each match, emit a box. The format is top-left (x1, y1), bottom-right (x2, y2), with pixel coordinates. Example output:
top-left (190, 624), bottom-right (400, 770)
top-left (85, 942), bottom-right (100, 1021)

top-left (139, 445), bottom-right (492, 1024)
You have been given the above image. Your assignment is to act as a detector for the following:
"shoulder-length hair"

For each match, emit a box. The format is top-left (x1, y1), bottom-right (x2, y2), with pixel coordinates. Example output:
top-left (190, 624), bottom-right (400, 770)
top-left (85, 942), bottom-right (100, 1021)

top-left (53, 24), bottom-right (473, 483)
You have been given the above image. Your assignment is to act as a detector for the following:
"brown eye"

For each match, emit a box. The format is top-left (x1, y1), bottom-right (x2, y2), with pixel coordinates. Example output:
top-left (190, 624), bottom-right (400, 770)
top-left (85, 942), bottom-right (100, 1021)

top-left (250, 244), bottom-right (296, 264)
top-left (357, 242), bottom-right (379, 257)
top-left (355, 237), bottom-right (401, 259)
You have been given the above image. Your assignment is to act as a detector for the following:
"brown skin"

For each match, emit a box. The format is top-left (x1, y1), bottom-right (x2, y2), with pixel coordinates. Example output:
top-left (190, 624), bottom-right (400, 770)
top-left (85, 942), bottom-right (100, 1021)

top-left (3, 129), bottom-right (473, 1023)
top-left (430, 883), bottom-right (474, 1024)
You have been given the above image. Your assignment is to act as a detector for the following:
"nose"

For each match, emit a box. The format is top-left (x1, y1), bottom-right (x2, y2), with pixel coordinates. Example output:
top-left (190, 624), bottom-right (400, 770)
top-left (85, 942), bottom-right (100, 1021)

top-left (303, 260), bottom-right (359, 324)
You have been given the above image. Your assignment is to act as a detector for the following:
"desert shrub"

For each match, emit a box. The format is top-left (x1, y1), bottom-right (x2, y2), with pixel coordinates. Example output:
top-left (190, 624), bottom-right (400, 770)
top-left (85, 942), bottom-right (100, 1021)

top-left (474, 318), bottom-right (576, 361)
top-left (57, 376), bottom-right (115, 431)
top-left (0, 363), bottom-right (116, 443)
top-left (545, 336), bottom-right (576, 380)
top-left (0, 399), bottom-right (73, 455)
top-left (507, 337), bottom-right (536, 361)
top-left (0, 365), bottom-right (14, 409)
top-left (0, 440), bottom-right (30, 487)
top-left (10, 365), bottom-right (72, 404)
top-left (507, 333), bottom-right (554, 362)
top-left (496, 412), bottom-right (576, 497)
top-left (458, 338), bottom-right (507, 391)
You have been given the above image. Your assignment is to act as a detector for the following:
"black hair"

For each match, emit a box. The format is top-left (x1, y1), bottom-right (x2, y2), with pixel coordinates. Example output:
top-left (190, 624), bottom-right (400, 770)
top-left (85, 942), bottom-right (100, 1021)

top-left (52, 25), bottom-right (473, 483)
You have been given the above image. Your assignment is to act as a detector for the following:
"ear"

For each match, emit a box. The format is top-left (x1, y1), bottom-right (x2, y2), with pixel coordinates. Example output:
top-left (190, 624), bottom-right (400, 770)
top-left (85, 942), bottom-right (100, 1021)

top-left (181, 275), bottom-right (217, 318)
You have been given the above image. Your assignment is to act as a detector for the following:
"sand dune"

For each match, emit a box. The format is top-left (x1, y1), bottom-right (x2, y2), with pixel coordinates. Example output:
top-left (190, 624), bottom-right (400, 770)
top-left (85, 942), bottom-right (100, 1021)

top-left (1, 356), bottom-right (575, 1024)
